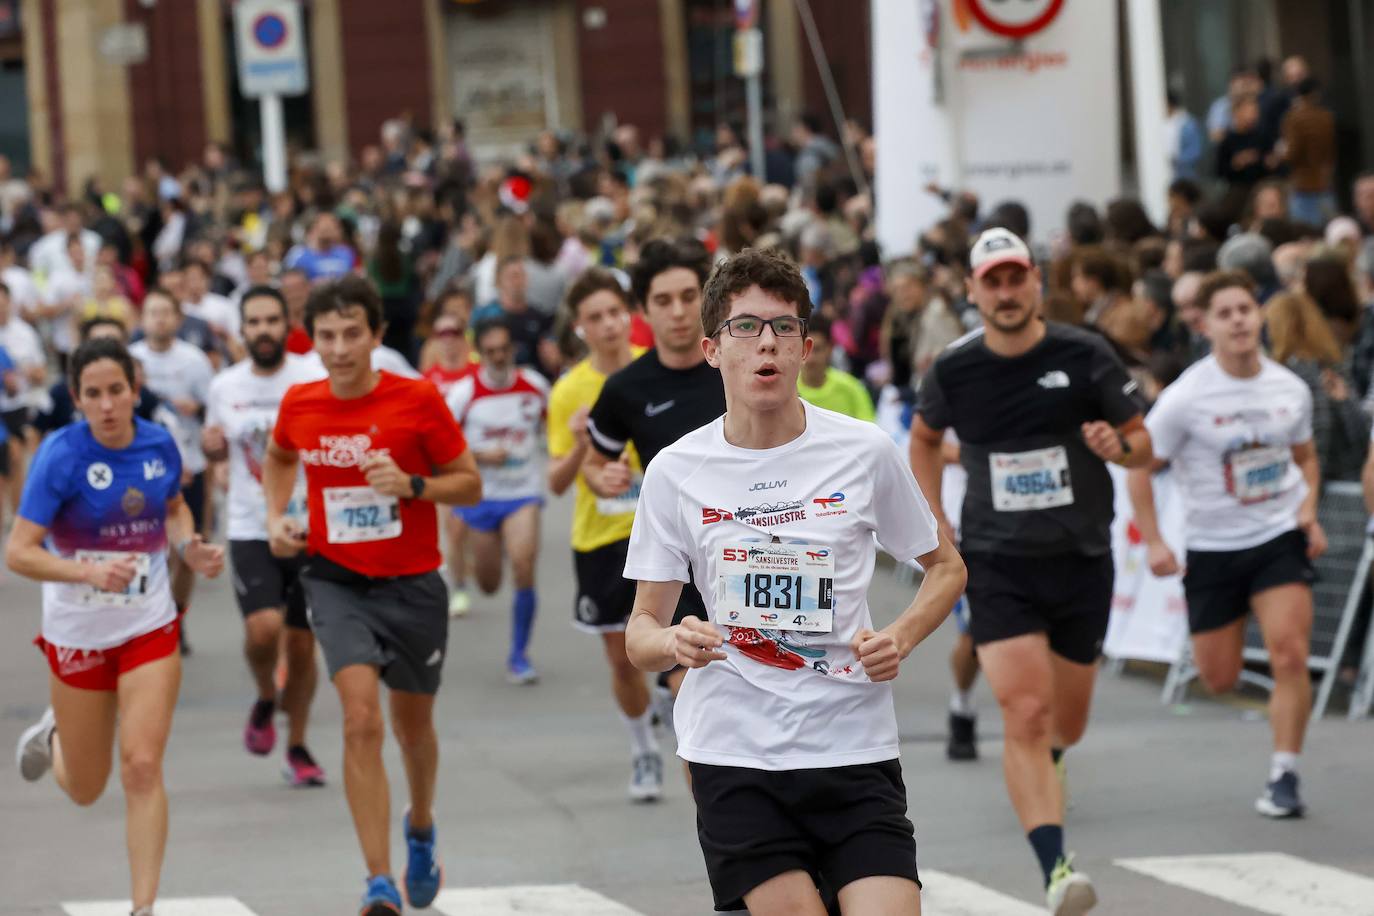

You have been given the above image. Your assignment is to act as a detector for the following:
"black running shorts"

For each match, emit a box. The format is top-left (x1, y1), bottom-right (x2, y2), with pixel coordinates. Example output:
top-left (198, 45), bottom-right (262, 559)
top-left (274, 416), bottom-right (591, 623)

top-left (300, 557), bottom-right (449, 694)
top-left (962, 550), bottom-right (1113, 665)
top-left (689, 759), bottom-right (920, 912)
top-left (1183, 529), bottom-right (1313, 634)
top-left (573, 539), bottom-right (638, 633)
top-left (229, 539), bottom-right (310, 630)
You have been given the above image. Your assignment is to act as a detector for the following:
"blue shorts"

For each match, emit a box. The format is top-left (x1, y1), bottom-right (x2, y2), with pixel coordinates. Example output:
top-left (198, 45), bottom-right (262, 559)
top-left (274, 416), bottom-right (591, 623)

top-left (951, 596), bottom-right (970, 635)
top-left (453, 496), bottom-right (543, 533)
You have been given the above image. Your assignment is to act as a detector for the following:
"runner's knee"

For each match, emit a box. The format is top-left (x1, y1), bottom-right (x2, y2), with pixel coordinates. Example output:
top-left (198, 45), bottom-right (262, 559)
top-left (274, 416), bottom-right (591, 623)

top-left (1000, 692), bottom-right (1052, 741)
top-left (1268, 637), bottom-right (1310, 680)
top-left (1197, 657), bottom-right (1242, 694)
top-left (118, 748), bottom-right (162, 797)
top-left (342, 702), bottom-right (385, 749)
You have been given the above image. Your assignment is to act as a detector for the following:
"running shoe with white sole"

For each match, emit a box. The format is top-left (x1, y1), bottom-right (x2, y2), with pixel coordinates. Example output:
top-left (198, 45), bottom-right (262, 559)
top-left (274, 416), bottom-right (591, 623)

top-left (448, 588), bottom-right (470, 618)
top-left (282, 745), bottom-right (326, 788)
top-left (359, 874), bottom-right (402, 915)
top-left (1046, 855), bottom-right (1097, 915)
top-left (1255, 770), bottom-right (1305, 818)
top-left (244, 698), bottom-right (276, 756)
top-left (628, 751), bottom-right (664, 803)
top-left (16, 708), bottom-right (56, 782)
top-left (403, 808), bottom-right (443, 908)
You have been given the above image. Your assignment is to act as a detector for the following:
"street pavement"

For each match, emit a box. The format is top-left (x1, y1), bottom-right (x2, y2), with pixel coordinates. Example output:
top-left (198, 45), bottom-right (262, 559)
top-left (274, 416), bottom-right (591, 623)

top-left (3, 494), bottom-right (1373, 915)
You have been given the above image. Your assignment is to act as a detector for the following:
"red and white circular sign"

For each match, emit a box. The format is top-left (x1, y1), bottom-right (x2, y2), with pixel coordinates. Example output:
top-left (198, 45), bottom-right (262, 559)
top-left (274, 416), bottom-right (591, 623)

top-left (966, 0), bottom-right (1065, 40)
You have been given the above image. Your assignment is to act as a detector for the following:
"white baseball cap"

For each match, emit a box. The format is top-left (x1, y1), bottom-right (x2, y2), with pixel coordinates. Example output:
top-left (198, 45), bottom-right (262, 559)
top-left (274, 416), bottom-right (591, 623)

top-left (969, 227), bottom-right (1033, 278)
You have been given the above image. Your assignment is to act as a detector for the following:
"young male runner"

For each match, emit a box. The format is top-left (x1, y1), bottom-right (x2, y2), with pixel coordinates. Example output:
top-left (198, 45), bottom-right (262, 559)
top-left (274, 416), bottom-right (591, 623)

top-left (585, 238), bottom-right (723, 705)
top-left (203, 285), bottom-right (328, 785)
top-left (445, 317), bottom-right (549, 684)
top-left (624, 248), bottom-right (964, 915)
top-left (263, 276), bottom-right (482, 915)
top-left (909, 228), bottom-right (1154, 915)
top-left (546, 267), bottom-right (660, 800)
top-left (1127, 270), bottom-right (1323, 818)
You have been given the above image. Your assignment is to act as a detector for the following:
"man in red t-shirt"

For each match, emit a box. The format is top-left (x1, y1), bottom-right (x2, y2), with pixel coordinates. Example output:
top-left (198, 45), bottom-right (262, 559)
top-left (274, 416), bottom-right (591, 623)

top-left (264, 276), bottom-right (481, 916)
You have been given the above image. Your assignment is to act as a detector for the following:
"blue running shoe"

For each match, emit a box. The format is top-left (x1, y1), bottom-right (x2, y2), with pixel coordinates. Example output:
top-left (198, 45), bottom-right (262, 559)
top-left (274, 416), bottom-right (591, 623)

top-left (403, 808), bottom-right (443, 908)
top-left (1255, 770), bottom-right (1305, 818)
top-left (505, 656), bottom-right (539, 685)
top-left (359, 874), bottom-right (402, 916)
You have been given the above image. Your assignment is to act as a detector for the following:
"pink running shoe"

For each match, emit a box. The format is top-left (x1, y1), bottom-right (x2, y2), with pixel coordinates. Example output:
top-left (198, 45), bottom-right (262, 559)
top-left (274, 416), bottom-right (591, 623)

top-left (283, 745), bottom-right (326, 787)
top-left (244, 699), bottom-right (276, 756)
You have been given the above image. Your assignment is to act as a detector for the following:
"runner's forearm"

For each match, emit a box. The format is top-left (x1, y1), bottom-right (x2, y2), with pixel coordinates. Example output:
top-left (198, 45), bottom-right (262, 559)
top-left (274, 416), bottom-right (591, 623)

top-left (908, 434), bottom-right (949, 528)
top-left (263, 446), bottom-right (299, 522)
top-left (5, 522), bottom-right (89, 584)
top-left (413, 452), bottom-right (483, 506)
top-left (1126, 467), bottom-right (1166, 545)
top-left (887, 540), bottom-right (965, 657)
top-left (548, 441), bottom-right (588, 496)
top-left (1116, 427), bottom-right (1154, 469)
top-left (626, 579), bottom-right (687, 672)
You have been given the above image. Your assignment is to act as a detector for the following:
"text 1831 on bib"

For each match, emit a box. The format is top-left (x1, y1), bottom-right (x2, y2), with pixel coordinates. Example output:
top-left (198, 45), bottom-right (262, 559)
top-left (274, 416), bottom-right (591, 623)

top-left (990, 445), bottom-right (1074, 511)
top-left (323, 486), bottom-right (401, 543)
top-left (715, 542), bottom-right (834, 632)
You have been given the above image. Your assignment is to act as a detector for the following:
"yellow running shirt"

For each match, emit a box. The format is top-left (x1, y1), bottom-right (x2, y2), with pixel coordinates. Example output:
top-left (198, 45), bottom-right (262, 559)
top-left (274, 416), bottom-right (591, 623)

top-left (797, 367), bottom-right (876, 422)
top-left (548, 351), bottom-right (645, 552)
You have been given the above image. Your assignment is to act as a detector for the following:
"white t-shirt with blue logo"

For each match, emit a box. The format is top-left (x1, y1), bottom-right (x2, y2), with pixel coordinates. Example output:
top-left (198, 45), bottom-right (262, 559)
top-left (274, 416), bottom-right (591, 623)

top-left (19, 419), bottom-right (183, 649)
top-left (625, 400), bottom-right (939, 770)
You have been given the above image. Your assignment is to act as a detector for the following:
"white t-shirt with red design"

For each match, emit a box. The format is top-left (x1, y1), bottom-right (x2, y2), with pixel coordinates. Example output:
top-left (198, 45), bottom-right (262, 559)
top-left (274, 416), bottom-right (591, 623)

top-left (446, 367), bottom-right (549, 502)
top-left (206, 355), bottom-right (326, 541)
top-left (625, 401), bottom-right (940, 771)
top-left (1146, 355), bottom-right (1313, 552)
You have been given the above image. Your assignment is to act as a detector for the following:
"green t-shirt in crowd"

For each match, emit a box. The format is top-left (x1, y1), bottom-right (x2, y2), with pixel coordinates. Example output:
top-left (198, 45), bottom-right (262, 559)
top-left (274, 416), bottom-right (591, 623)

top-left (797, 367), bottom-right (876, 421)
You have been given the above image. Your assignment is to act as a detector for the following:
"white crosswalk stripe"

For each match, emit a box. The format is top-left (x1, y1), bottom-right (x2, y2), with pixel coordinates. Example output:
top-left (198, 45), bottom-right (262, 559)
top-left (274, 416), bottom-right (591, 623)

top-left (432, 884), bottom-right (644, 915)
top-left (919, 870), bottom-right (1044, 915)
top-left (1117, 852), bottom-right (1374, 916)
top-left (63, 898), bottom-right (258, 916)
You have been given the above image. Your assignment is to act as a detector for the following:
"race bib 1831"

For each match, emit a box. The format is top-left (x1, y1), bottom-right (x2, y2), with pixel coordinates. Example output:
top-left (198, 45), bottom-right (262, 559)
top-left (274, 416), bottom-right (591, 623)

top-left (715, 542), bottom-right (834, 633)
top-left (323, 486), bottom-right (401, 544)
top-left (990, 445), bottom-right (1074, 512)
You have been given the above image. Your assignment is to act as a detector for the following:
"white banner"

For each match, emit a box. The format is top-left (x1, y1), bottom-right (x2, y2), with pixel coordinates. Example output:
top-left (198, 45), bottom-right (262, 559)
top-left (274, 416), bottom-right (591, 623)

top-left (875, 0), bottom-right (1122, 254)
top-left (1104, 465), bottom-right (1189, 664)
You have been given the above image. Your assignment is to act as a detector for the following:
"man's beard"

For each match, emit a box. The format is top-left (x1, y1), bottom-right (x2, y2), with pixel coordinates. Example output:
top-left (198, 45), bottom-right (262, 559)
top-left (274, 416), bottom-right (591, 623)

top-left (249, 336), bottom-right (286, 369)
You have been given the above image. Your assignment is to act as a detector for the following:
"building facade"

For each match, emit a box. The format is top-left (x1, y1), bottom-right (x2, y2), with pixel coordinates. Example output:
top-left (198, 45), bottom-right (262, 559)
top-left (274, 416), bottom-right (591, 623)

top-left (7, 0), bottom-right (871, 196)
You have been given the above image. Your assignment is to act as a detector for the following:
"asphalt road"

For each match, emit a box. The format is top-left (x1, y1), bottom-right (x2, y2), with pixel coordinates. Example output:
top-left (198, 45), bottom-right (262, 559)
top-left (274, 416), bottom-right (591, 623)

top-left (3, 494), bottom-right (1373, 915)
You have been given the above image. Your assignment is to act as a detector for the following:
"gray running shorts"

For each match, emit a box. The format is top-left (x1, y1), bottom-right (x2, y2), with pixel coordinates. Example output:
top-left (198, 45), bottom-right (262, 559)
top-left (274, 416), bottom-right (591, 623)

top-left (300, 564), bottom-right (449, 694)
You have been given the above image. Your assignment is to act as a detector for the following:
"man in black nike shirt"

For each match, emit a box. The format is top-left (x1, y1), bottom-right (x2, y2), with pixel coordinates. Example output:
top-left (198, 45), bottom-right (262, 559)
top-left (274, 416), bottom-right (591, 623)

top-left (909, 228), bottom-right (1154, 916)
top-left (585, 237), bottom-right (723, 706)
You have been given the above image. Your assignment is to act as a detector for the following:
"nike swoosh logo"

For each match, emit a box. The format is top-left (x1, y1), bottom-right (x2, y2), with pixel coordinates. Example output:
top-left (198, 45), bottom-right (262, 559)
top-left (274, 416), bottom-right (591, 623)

top-left (644, 401), bottom-right (675, 417)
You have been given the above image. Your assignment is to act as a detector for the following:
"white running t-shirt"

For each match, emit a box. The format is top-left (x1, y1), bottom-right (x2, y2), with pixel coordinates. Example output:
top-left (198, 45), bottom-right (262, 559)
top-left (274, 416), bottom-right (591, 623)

top-left (206, 355), bottom-right (326, 541)
top-left (625, 401), bottom-right (940, 770)
top-left (446, 367), bottom-right (549, 502)
top-left (1146, 355), bottom-right (1312, 552)
top-left (129, 339), bottom-right (215, 475)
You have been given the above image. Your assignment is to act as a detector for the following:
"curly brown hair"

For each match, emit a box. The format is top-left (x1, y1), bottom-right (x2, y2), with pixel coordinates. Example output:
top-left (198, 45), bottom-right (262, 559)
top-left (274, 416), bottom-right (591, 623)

top-left (701, 248), bottom-right (812, 336)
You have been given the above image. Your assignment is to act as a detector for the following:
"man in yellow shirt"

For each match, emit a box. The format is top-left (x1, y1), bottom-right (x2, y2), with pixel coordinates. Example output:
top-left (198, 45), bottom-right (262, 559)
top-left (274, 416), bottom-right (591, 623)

top-left (797, 314), bottom-right (876, 421)
top-left (546, 268), bottom-right (662, 802)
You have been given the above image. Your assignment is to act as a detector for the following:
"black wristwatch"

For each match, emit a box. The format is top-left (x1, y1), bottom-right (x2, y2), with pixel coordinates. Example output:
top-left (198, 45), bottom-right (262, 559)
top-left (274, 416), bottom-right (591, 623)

top-left (410, 474), bottom-right (426, 499)
top-left (1117, 433), bottom-right (1133, 459)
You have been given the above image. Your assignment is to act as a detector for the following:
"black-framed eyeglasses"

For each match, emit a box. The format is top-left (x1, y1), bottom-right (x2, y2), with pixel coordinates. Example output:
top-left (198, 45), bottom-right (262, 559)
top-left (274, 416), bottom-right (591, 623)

top-left (714, 315), bottom-right (808, 339)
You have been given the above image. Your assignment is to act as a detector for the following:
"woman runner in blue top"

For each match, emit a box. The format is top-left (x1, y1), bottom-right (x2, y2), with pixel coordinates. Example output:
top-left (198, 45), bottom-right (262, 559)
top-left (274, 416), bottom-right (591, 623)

top-left (9, 337), bottom-right (225, 916)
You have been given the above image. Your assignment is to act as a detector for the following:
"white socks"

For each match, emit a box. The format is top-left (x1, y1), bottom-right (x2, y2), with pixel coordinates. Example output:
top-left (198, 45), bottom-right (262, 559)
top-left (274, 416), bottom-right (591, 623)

top-left (950, 688), bottom-right (975, 717)
top-left (1270, 751), bottom-right (1299, 782)
top-left (621, 709), bottom-right (659, 757)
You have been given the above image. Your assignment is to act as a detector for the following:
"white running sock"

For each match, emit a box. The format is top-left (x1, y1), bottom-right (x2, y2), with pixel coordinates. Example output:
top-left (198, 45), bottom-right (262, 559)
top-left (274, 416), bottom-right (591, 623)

top-left (950, 688), bottom-right (975, 717)
top-left (1270, 751), bottom-right (1299, 782)
top-left (621, 709), bottom-right (659, 757)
